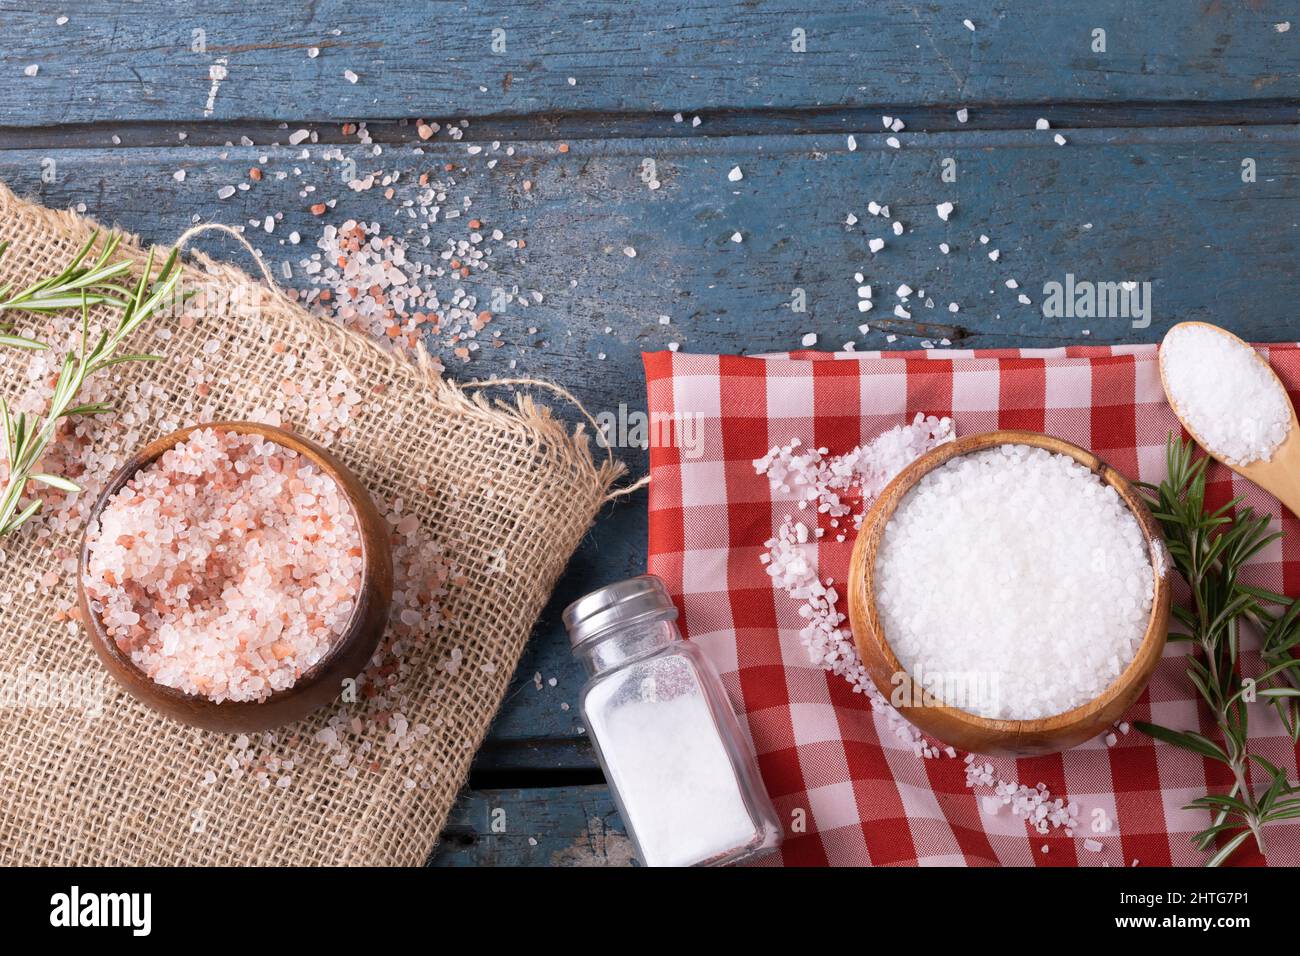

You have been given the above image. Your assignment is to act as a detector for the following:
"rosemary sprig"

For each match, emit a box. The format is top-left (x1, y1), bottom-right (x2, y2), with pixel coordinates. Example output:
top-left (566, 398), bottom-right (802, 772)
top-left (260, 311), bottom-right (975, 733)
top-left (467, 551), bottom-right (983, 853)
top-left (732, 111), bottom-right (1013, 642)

top-left (0, 245), bottom-right (182, 537)
top-left (1135, 435), bottom-right (1300, 865)
top-left (0, 231), bottom-right (133, 315)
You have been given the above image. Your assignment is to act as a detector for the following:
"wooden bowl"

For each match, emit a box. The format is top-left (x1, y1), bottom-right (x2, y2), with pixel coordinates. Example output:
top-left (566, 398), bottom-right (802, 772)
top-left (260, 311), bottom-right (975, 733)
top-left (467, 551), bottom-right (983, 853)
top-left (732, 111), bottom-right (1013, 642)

top-left (77, 421), bottom-right (393, 733)
top-left (847, 430), bottom-right (1171, 756)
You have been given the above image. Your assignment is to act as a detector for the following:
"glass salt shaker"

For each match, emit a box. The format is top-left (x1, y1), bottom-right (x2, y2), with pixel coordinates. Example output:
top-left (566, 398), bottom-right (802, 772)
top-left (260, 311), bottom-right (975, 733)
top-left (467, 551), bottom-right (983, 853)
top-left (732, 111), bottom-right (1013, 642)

top-left (563, 574), bottom-right (782, 867)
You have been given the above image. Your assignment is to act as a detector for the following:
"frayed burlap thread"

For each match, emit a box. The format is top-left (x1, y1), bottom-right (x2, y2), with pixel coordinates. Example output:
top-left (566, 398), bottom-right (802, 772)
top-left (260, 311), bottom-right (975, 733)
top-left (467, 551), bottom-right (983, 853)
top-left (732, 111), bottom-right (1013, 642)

top-left (0, 181), bottom-right (625, 865)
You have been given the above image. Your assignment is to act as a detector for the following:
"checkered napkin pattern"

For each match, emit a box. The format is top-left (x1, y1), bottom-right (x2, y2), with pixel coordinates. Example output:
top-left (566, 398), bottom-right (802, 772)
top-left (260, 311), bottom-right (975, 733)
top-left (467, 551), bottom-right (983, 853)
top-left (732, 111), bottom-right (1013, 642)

top-left (643, 345), bottom-right (1300, 867)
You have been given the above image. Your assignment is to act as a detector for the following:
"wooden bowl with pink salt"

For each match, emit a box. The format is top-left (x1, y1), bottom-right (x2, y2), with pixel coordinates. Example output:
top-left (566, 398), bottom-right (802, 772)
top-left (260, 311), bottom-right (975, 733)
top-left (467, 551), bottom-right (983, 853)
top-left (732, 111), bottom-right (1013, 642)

top-left (77, 422), bottom-right (393, 733)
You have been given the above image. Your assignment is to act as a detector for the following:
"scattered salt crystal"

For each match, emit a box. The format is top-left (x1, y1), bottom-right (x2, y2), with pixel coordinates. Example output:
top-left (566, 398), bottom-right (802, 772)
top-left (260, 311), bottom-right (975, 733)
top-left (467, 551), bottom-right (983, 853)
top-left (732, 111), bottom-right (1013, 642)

top-left (730, 231), bottom-right (743, 243)
top-left (217, 185), bottom-right (236, 199)
top-left (754, 415), bottom-right (956, 757)
top-left (343, 69), bottom-right (359, 83)
top-left (23, 64), bottom-right (38, 77)
top-left (868, 237), bottom-right (885, 253)
top-left (727, 166), bottom-right (743, 182)
top-left (1054, 133), bottom-right (1067, 146)
top-left (846, 135), bottom-right (857, 151)
top-left (623, 246), bottom-right (637, 258)
top-left (936, 201), bottom-right (954, 221)
top-left (1160, 323), bottom-right (1291, 465)
top-left (1036, 118), bottom-right (1050, 130)
top-left (956, 108), bottom-right (968, 124)
top-left (963, 18), bottom-right (975, 30)
top-left (801, 332), bottom-right (818, 347)
top-left (1084, 839), bottom-right (1104, 853)
top-left (886, 136), bottom-right (901, 149)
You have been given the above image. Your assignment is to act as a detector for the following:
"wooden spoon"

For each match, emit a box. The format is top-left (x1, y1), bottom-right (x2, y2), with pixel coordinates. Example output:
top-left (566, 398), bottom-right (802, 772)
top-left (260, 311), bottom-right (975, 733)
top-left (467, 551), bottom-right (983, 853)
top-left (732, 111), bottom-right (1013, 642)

top-left (1158, 321), bottom-right (1300, 517)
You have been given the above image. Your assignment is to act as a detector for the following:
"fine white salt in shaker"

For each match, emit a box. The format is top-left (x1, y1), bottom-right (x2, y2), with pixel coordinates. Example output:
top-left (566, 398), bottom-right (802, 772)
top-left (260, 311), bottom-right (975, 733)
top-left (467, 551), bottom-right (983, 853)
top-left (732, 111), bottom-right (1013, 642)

top-left (563, 575), bottom-right (782, 867)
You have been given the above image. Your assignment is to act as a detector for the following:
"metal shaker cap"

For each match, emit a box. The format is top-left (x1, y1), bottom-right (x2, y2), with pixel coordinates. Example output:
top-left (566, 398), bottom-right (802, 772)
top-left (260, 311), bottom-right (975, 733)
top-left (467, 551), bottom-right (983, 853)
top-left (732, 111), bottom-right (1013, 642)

top-left (562, 574), bottom-right (678, 647)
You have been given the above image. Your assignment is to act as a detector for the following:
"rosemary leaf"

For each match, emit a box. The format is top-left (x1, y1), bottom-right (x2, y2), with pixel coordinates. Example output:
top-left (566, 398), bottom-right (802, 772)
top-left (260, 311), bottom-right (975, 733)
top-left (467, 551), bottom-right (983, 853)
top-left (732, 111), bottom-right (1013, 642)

top-left (0, 333), bottom-right (47, 351)
top-left (0, 231), bottom-right (130, 320)
top-left (0, 238), bottom-right (182, 539)
top-left (1138, 433), bottom-right (1300, 866)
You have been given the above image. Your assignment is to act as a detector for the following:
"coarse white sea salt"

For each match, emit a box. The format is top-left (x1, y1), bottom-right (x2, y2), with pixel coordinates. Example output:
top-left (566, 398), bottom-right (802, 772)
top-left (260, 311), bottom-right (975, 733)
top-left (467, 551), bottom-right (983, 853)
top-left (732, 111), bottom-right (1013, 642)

top-left (83, 428), bottom-right (363, 703)
top-left (752, 422), bottom-right (1089, 836)
top-left (875, 444), bottom-right (1155, 720)
top-left (1160, 323), bottom-right (1291, 465)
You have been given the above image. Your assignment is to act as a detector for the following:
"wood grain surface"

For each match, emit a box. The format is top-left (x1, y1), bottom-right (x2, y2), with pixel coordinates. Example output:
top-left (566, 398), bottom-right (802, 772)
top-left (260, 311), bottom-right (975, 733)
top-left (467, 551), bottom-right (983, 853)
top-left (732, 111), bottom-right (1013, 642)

top-left (3, 1), bottom-right (1299, 126)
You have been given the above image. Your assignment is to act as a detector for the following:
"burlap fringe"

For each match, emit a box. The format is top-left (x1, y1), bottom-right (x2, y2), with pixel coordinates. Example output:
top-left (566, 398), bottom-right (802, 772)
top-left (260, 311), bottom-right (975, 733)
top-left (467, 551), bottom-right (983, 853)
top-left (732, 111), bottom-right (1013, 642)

top-left (0, 180), bottom-right (636, 865)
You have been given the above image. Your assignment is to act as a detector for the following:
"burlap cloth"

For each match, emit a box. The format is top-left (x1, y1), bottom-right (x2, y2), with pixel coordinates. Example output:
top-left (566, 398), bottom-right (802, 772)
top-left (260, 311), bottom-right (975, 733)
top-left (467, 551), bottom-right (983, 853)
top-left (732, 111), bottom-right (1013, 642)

top-left (0, 181), bottom-right (627, 865)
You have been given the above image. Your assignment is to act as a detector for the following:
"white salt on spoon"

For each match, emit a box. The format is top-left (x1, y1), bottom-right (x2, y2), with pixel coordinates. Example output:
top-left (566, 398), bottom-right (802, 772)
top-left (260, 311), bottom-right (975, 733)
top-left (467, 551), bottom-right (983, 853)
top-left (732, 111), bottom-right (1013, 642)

top-left (1159, 320), bottom-right (1300, 516)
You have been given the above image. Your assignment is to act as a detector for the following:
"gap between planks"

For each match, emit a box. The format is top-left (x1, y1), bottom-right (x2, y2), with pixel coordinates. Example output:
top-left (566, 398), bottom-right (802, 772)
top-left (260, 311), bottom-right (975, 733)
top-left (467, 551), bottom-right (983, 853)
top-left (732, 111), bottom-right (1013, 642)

top-left (3, 99), bottom-right (1300, 151)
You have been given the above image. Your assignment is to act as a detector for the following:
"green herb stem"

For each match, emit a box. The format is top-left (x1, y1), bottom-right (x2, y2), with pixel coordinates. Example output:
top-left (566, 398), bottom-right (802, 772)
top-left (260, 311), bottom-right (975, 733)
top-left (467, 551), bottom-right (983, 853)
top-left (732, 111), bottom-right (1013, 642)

top-left (0, 242), bottom-right (181, 538)
top-left (1136, 435), bottom-right (1300, 865)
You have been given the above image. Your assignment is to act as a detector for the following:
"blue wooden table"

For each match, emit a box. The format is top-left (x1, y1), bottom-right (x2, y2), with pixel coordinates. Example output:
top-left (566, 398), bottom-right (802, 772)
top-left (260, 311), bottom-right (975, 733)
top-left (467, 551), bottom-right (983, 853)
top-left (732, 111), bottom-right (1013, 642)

top-left (2, 0), bottom-right (1299, 865)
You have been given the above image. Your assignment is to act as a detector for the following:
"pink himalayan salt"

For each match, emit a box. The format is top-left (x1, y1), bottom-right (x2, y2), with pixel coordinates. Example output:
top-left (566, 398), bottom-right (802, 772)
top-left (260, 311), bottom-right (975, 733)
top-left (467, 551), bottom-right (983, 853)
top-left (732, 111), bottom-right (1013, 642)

top-left (83, 427), bottom-right (364, 703)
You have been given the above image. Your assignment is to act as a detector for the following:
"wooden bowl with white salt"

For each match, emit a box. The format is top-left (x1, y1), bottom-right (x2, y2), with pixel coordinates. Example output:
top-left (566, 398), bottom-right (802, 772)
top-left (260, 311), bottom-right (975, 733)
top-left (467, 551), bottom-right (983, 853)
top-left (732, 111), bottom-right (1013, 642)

top-left (77, 421), bottom-right (393, 733)
top-left (847, 430), bottom-right (1172, 756)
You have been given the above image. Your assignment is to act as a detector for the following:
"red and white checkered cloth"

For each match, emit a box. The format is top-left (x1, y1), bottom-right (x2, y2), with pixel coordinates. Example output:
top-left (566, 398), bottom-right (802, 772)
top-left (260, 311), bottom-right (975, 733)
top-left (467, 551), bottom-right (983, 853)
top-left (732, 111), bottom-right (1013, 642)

top-left (643, 344), bottom-right (1300, 867)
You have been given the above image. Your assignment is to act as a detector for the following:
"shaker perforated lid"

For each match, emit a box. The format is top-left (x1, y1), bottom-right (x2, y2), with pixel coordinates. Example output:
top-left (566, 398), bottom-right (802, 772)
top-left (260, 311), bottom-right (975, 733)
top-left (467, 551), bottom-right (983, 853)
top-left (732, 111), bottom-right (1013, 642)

top-left (561, 574), bottom-right (678, 647)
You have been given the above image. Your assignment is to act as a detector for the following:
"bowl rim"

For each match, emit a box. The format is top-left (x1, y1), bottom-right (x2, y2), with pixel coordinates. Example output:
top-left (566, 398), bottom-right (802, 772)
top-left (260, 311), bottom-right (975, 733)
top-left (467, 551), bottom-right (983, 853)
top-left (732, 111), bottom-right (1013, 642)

top-left (852, 428), bottom-right (1172, 738)
top-left (77, 420), bottom-right (381, 712)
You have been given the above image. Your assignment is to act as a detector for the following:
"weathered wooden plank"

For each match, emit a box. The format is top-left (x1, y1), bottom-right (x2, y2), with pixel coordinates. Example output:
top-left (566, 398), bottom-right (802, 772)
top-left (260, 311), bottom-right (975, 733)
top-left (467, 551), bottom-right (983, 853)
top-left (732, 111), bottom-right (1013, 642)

top-left (3, 1), bottom-right (1299, 129)
top-left (3, 125), bottom-right (1300, 764)
top-left (430, 784), bottom-right (631, 866)
top-left (4, 128), bottom-right (1299, 353)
